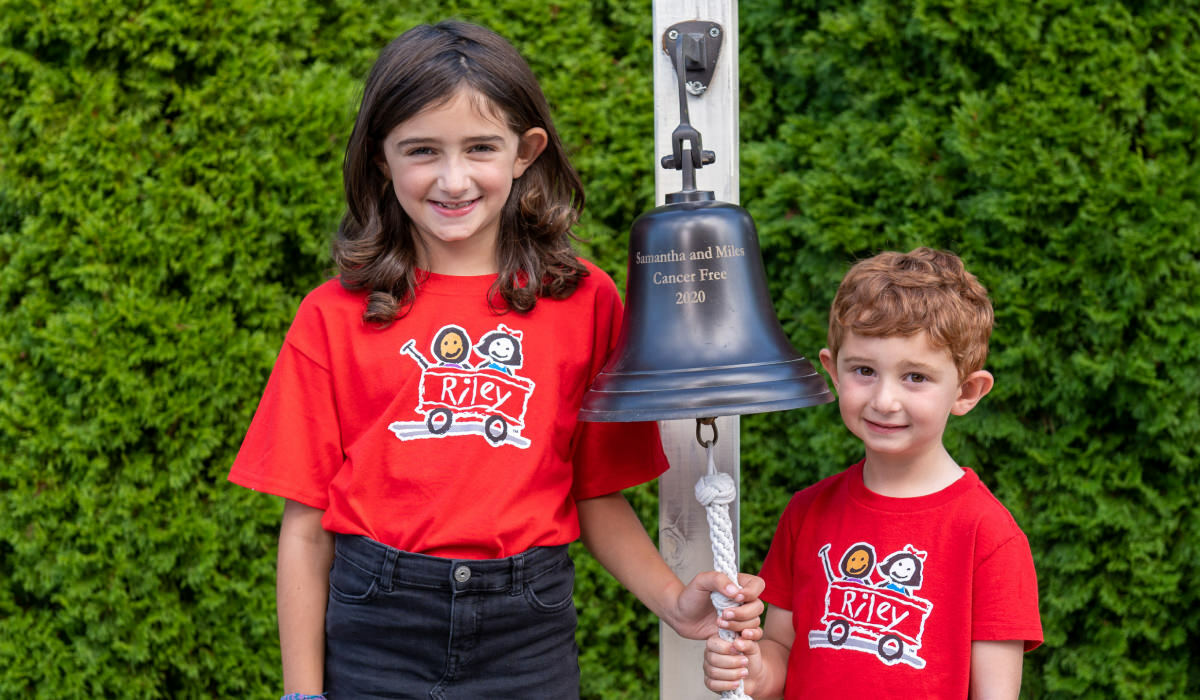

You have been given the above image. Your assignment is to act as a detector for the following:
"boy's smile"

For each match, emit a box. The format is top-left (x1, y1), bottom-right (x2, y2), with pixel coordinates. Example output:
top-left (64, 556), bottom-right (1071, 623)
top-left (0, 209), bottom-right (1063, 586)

top-left (820, 331), bottom-right (992, 486)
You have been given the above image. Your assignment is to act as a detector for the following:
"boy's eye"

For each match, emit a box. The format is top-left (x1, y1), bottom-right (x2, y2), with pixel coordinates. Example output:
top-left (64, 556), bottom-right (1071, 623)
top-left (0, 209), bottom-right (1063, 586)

top-left (907, 373), bottom-right (927, 383)
top-left (853, 366), bottom-right (874, 377)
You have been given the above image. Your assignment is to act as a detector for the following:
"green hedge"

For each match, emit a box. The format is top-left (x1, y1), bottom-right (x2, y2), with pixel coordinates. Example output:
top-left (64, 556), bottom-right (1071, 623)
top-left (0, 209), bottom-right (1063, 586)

top-left (1, 1), bottom-right (1196, 697)
top-left (737, 1), bottom-right (1200, 698)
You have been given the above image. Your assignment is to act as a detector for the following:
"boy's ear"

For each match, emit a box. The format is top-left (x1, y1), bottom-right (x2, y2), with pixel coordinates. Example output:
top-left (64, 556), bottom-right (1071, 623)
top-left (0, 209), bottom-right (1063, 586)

top-left (951, 369), bottom-right (994, 416)
top-left (818, 348), bottom-right (839, 389)
top-left (512, 127), bottom-right (549, 178)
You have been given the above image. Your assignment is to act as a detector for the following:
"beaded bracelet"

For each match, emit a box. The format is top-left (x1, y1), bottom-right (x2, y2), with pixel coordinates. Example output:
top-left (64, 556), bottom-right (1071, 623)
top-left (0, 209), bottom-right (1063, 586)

top-left (280, 694), bottom-right (326, 700)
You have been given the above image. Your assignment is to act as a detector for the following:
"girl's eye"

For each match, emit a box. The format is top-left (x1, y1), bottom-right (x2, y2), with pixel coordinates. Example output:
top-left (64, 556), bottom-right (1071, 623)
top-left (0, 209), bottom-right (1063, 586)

top-left (468, 143), bottom-right (498, 153)
top-left (405, 146), bottom-right (435, 156)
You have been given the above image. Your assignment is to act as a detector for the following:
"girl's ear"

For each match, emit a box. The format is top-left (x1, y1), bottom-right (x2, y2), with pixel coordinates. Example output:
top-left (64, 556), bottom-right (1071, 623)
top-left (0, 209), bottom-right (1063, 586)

top-left (512, 127), bottom-right (548, 178)
top-left (951, 369), bottom-right (994, 416)
top-left (818, 348), bottom-right (839, 390)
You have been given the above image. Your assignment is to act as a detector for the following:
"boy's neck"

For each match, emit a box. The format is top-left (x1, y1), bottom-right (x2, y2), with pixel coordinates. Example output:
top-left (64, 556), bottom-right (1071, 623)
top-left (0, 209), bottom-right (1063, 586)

top-left (861, 446), bottom-right (964, 498)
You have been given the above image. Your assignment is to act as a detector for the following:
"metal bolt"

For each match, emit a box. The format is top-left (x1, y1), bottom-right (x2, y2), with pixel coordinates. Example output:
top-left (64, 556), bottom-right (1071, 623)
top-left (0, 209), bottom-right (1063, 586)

top-left (667, 29), bottom-right (679, 40)
top-left (709, 26), bottom-right (720, 37)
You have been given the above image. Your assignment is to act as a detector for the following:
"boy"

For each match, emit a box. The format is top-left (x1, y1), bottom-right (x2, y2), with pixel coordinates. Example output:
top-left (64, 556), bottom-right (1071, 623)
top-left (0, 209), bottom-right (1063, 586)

top-left (704, 248), bottom-right (1042, 698)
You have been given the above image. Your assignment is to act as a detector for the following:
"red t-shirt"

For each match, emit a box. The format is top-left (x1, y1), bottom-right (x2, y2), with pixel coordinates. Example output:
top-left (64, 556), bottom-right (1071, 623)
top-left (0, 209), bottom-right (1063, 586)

top-left (759, 460), bottom-right (1042, 697)
top-left (229, 261), bottom-right (668, 559)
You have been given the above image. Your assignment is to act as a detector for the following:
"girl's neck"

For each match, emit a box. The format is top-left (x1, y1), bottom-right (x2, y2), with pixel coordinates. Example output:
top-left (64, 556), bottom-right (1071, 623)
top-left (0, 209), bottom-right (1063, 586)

top-left (861, 446), bottom-right (963, 498)
top-left (418, 242), bottom-right (498, 276)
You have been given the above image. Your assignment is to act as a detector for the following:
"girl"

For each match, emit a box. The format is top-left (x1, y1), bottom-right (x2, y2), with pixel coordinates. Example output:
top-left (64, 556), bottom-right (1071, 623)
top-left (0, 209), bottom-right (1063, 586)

top-left (230, 21), bottom-right (763, 699)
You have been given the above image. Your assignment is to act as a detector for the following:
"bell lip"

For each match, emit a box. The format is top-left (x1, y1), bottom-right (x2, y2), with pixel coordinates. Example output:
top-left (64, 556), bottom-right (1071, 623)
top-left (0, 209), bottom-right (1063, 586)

top-left (577, 390), bottom-right (835, 422)
top-left (587, 357), bottom-right (828, 393)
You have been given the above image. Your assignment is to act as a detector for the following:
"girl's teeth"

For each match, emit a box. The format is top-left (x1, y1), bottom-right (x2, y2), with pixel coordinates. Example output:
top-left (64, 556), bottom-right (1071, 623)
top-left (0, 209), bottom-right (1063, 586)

top-left (439, 200), bottom-right (471, 209)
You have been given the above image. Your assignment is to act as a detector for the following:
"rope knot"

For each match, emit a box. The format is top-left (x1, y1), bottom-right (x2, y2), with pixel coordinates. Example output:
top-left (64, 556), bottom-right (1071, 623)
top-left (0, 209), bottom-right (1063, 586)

top-left (694, 472), bottom-right (736, 507)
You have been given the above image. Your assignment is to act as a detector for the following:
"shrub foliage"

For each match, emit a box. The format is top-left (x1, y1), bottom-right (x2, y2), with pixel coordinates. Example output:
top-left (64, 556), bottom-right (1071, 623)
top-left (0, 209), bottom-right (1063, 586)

top-left (1, 1), bottom-right (1196, 698)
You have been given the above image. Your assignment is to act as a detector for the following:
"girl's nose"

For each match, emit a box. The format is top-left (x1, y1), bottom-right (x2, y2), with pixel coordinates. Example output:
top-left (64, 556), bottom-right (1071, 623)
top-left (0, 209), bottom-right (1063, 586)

top-left (437, 157), bottom-right (471, 195)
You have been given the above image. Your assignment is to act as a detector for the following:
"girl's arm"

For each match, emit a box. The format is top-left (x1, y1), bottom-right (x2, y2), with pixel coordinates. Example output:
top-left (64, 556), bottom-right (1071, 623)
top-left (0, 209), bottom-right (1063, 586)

top-left (969, 640), bottom-right (1024, 699)
top-left (576, 491), bottom-right (764, 639)
top-left (704, 605), bottom-right (794, 699)
top-left (277, 499), bottom-right (335, 695)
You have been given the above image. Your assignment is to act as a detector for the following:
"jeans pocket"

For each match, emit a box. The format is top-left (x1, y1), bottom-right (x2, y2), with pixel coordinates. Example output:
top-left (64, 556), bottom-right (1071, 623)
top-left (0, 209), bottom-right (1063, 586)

top-left (524, 557), bottom-right (575, 614)
top-left (328, 553), bottom-right (380, 604)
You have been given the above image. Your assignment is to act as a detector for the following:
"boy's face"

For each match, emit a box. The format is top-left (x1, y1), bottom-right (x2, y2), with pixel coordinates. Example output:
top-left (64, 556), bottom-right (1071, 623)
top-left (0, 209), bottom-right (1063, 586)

top-left (819, 331), bottom-right (992, 469)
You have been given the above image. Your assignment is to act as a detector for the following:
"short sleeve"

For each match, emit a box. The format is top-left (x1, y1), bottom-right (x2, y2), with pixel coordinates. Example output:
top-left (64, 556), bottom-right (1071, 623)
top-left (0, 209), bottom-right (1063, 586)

top-left (570, 265), bottom-right (668, 500)
top-left (227, 339), bottom-right (343, 509)
top-left (759, 496), bottom-right (801, 611)
top-left (972, 531), bottom-right (1043, 651)
top-left (571, 420), bottom-right (667, 500)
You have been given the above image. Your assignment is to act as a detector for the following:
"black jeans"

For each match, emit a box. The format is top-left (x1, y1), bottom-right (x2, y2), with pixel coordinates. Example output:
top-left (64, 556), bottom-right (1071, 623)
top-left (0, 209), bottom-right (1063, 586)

top-left (324, 534), bottom-right (580, 699)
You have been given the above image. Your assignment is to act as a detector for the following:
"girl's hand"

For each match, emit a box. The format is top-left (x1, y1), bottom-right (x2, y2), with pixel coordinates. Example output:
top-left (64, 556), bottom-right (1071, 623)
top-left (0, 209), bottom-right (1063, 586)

top-left (670, 572), bottom-right (765, 640)
top-left (704, 630), bottom-right (763, 695)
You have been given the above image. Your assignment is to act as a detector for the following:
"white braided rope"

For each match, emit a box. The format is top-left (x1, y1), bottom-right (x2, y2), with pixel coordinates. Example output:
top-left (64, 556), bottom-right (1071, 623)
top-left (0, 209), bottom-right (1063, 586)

top-left (694, 445), bottom-right (752, 700)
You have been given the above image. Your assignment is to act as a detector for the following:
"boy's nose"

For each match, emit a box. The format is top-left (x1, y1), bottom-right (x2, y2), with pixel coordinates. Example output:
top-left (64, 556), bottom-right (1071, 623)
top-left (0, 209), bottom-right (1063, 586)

top-left (870, 381), bottom-right (901, 412)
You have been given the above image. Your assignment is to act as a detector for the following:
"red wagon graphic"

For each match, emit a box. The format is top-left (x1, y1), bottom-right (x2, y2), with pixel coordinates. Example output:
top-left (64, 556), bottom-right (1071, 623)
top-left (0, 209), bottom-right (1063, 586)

top-left (393, 339), bottom-right (534, 447)
top-left (810, 543), bottom-right (932, 668)
top-left (417, 366), bottom-right (533, 443)
top-left (818, 580), bottom-right (932, 665)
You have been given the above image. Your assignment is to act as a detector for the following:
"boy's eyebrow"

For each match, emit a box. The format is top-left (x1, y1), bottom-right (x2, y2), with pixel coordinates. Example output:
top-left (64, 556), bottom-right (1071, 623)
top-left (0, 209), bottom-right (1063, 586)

top-left (897, 360), bottom-right (945, 375)
top-left (840, 355), bottom-right (946, 375)
top-left (838, 355), bottom-right (876, 366)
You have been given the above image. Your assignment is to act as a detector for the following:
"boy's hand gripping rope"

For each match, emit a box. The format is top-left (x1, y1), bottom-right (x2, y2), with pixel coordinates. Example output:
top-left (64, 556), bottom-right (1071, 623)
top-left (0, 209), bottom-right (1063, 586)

top-left (693, 420), bottom-right (752, 700)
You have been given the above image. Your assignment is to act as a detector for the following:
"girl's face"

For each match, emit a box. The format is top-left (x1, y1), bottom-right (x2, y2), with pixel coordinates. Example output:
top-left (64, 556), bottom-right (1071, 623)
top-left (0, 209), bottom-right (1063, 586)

top-left (378, 89), bottom-right (547, 274)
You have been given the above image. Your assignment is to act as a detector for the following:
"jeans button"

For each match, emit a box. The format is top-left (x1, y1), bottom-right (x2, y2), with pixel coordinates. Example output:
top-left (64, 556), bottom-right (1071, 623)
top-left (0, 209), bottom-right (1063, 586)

top-left (454, 565), bottom-right (471, 583)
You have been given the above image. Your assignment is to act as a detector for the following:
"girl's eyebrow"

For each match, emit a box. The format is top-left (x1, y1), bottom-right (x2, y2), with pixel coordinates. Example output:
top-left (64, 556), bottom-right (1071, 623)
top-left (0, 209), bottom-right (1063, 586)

top-left (392, 134), bottom-right (507, 148)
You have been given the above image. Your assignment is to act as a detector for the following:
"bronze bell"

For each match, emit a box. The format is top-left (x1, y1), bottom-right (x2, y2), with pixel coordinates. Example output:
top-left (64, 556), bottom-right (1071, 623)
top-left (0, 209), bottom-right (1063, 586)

top-left (578, 188), bottom-right (833, 422)
top-left (579, 24), bottom-right (832, 423)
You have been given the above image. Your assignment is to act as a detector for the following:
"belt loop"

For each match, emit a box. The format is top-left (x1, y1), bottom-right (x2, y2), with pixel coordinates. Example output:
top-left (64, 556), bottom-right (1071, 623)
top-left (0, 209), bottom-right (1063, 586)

top-left (509, 551), bottom-right (525, 596)
top-left (380, 547), bottom-right (399, 593)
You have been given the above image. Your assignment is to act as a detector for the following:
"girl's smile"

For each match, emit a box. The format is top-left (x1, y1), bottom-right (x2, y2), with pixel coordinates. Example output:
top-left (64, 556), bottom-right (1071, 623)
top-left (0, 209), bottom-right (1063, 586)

top-left (378, 88), bottom-right (547, 274)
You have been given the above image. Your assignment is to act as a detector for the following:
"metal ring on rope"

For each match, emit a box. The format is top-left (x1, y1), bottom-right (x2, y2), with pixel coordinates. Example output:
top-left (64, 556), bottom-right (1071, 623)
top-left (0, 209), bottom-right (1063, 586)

top-left (695, 417), bottom-right (719, 447)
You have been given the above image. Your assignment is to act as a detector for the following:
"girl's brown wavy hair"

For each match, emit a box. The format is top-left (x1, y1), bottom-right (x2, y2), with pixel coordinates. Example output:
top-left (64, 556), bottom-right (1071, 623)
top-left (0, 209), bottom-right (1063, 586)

top-left (333, 21), bottom-right (587, 324)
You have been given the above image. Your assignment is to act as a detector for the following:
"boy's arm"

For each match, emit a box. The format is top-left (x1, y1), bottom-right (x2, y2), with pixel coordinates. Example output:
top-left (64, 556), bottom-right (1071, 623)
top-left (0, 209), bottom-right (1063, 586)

top-left (704, 605), bottom-right (794, 699)
top-left (969, 640), bottom-right (1024, 699)
top-left (277, 499), bottom-right (335, 695)
top-left (577, 491), bottom-right (764, 639)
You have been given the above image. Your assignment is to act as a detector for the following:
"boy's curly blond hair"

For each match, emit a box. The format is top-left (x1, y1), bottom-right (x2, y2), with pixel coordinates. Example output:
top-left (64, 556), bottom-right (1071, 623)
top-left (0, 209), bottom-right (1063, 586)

top-left (827, 247), bottom-right (994, 381)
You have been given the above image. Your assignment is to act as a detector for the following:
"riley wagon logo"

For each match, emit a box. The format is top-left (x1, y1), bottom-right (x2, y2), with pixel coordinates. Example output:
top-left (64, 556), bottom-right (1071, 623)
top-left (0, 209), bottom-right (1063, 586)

top-left (808, 542), bottom-right (932, 669)
top-left (388, 323), bottom-right (534, 449)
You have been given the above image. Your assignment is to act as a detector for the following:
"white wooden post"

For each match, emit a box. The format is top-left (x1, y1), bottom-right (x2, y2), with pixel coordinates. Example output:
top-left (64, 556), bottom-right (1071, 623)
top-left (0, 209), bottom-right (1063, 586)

top-left (652, 2), bottom-right (740, 698)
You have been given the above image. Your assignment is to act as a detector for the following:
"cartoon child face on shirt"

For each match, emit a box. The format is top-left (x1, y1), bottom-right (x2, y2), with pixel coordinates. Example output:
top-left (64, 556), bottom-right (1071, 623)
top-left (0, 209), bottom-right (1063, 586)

top-left (432, 325), bottom-right (470, 365)
top-left (878, 548), bottom-right (925, 591)
top-left (474, 325), bottom-right (524, 371)
top-left (840, 543), bottom-right (876, 579)
top-left (486, 337), bottom-right (516, 363)
top-left (886, 557), bottom-right (917, 584)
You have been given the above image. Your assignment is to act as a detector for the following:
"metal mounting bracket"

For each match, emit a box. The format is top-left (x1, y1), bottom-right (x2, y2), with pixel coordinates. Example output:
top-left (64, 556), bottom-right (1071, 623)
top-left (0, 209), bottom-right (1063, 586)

top-left (661, 20), bottom-right (723, 96)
